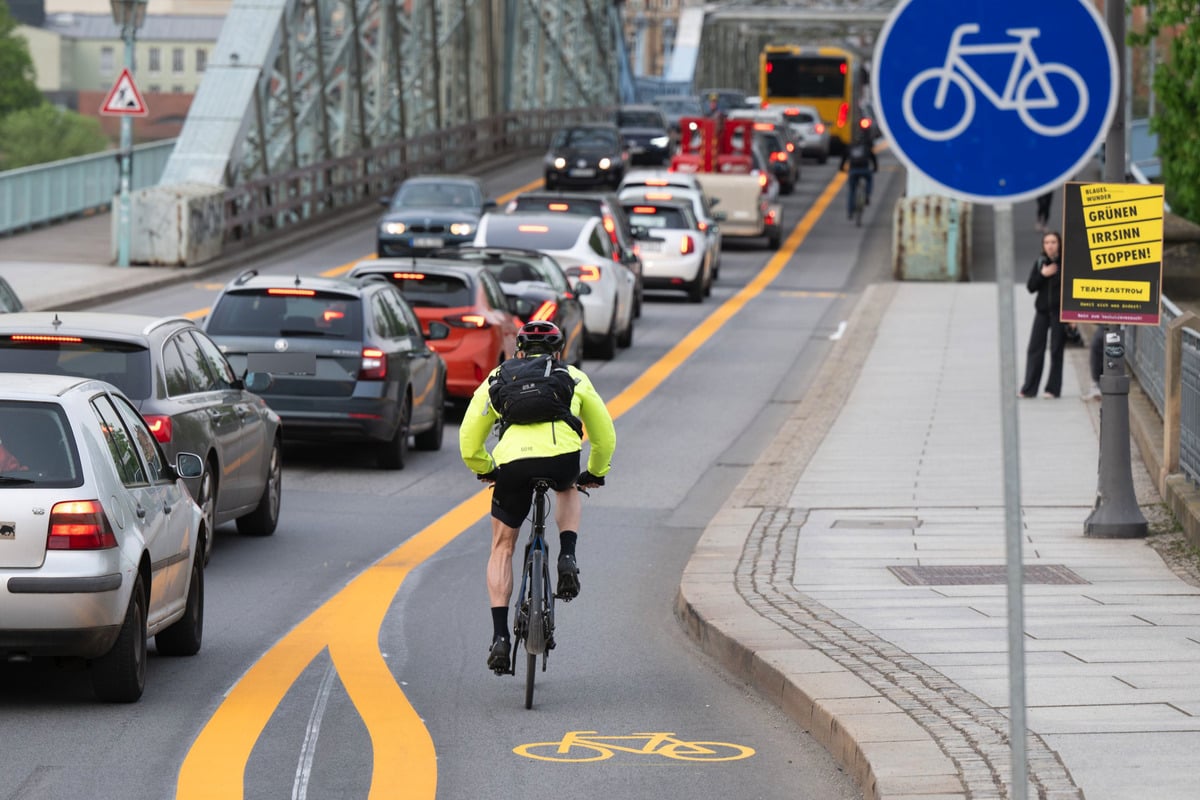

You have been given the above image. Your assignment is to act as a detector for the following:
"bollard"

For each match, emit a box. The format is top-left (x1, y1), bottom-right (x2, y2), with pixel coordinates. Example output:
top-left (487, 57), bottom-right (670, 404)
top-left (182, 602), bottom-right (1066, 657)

top-left (1085, 328), bottom-right (1148, 537)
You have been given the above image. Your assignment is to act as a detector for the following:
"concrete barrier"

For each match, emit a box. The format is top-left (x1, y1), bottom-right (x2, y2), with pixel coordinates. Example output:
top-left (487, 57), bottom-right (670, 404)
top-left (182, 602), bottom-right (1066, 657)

top-left (892, 195), bottom-right (972, 281)
top-left (120, 184), bottom-right (225, 266)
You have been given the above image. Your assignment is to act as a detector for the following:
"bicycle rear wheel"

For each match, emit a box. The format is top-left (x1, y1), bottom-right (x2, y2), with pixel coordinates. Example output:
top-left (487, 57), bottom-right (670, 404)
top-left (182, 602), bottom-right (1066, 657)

top-left (854, 182), bottom-right (866, 227)
top-left (525, 547), bottom-right (544, 709)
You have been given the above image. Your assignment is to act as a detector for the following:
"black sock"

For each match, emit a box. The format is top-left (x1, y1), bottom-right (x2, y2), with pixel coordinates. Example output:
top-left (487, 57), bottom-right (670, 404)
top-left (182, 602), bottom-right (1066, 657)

top-left (559, 530), bottom-right (578, 558)
top-left (491, 606), bottom-right (509, 640)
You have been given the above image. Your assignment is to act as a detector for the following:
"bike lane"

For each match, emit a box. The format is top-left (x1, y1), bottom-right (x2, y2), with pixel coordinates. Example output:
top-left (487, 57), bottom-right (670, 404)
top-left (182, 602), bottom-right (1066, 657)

top-left (175, 172), bottom-right (848, 800)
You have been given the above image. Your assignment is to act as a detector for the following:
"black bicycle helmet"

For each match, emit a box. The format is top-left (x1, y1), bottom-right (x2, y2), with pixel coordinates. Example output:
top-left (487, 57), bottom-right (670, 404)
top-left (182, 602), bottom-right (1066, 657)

top-left (517, 320), bottom-right (565, 356)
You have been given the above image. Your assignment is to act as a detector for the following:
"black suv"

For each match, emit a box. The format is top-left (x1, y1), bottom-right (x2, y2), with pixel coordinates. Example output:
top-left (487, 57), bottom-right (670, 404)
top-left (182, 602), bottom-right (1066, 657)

top-left (203, 271), bottom-right (448, 470)
top-left (615, 105), bottom-right (672, 166)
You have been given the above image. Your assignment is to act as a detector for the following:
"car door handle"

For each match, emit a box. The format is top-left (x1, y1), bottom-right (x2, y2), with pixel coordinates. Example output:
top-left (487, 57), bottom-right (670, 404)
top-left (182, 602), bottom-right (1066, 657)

top-left (163, 504), bottom-right (173, 514)
top-left (135, 504), bottom-right (146, 519)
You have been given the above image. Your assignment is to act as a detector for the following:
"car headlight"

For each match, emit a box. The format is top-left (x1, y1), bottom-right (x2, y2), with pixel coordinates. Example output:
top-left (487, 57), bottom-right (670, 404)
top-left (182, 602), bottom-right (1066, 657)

top-left (553, 157), bottom-right (566, 169)
top-left (650, 136), bottom-right (669, 147)
top-left (383, 222), bottom-right (407, 235)
top-left (449, 222), bottom-right (475, 236)
top-left (598, 157), bottom-right (612, 170)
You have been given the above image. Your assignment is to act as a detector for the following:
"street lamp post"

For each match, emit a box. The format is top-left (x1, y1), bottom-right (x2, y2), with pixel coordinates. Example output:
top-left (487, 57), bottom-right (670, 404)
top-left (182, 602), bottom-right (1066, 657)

top-left (110, 0), bottom-right (148, 267)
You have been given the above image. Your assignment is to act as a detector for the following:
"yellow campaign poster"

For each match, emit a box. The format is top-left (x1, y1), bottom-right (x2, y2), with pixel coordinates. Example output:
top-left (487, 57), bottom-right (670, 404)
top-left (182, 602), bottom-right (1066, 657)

top-left (1061, 182), bottom-right (1164, 325)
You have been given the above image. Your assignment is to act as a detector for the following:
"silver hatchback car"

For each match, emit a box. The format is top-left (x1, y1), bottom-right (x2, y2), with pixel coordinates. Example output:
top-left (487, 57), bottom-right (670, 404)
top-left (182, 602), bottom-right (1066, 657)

top-left (0, 373), bottom-right (206, 702)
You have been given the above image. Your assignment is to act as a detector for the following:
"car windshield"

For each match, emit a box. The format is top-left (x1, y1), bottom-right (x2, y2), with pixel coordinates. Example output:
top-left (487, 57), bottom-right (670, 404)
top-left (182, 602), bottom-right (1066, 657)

top-left (617, 111), bottom-right (663, 128)
top-left (0, 400), bottom-right (82, 487)
top-left (623, 205), bottom-right (689, 229)
top-left (560, 129), bottom-right (618, 149)
top-left (483, 219), bottom-right (584, 250)
top-left (392, 182), bottom-right (479, 210)
top-left (0, 338), bottom-right (152, 399)
top-left (206, 291), bottom-right (364, 340)
top-left (388, 273), bottom-right (473, 308)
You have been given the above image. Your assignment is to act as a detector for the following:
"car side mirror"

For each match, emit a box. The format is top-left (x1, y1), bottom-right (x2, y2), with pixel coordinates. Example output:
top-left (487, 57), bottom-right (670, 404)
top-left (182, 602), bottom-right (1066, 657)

top-left (426, 320), bottom-right (451, 341)
top-left (483, 199), bottom-right (497, 211)
top-left (175, 452), bottom-right (204, 479)
top-left (509, 296), bottom-right (533, 317)
top-left (571, 281), bottom-right (592, 296)
top-left (378, 195), bottom-right (391, 206)
top-left (712, 211), bottom-right (727, 222)
top-left (243, 371), bottom-right (273, 393)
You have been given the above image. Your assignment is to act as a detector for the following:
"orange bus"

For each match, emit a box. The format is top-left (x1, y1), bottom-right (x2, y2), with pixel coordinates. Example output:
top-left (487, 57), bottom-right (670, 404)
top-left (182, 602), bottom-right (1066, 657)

top-left (759, 44), bottom-right (866, 152)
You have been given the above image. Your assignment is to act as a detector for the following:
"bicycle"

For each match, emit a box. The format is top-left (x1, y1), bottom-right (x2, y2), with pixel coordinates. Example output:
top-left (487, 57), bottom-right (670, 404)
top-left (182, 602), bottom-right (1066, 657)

top-left (850, 174), bottom-right (867, 228)
top-left (901, 23), bottom-right (1088, 142)
top-left (508, 477), bottom-right (558, 709)
top-left (514, 730), bottom-right (756, 762)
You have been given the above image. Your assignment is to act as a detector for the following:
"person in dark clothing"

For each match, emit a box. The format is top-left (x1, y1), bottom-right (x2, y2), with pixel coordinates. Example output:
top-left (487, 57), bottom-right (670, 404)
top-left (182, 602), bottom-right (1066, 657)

top-left (1035, 191), bottom-right (1053, 232)
top-left (1019, 231), bottom-right (1066, 398)
top-left (840, 132), bottom-right (878, 218)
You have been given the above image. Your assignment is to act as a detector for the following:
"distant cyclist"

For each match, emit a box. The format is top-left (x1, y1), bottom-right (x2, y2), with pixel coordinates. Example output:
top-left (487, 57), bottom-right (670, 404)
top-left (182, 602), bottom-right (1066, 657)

top-left (460, 321), bottom-right (616, 674)
top-left (839, 131), bottom-right (878, 219)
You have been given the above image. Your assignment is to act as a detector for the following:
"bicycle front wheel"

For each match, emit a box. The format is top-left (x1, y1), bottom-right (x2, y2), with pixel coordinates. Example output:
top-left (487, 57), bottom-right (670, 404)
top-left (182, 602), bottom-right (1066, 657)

top-left (660, 740), bottom-right (757, 762)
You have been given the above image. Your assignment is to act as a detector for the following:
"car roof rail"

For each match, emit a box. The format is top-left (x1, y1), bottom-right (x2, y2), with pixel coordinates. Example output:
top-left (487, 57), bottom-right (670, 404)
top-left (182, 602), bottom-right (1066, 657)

top-left (232, 268), bottom-right (258, 286)
top-left (356, 272), bottom-right (392, 286)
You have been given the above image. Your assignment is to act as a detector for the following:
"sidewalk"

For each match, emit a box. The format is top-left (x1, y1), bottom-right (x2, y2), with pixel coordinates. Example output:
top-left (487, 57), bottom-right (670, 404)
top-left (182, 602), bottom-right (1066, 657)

top-left (679, 281), bottom-right (1200, 800)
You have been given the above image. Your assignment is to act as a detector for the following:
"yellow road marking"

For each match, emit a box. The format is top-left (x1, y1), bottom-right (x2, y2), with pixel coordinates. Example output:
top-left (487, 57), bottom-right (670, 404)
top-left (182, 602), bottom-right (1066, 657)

top-left (176, 171), bottom-right (842, 799)
top-left (183, 307), bottom-right (208, 320)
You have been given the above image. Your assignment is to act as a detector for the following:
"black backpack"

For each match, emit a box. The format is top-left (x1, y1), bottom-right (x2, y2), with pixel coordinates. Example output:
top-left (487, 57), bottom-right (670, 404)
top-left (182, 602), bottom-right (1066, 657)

top-left (847, 142), bottom-right (872, 169)
top-left (488, 356), bottom-right (582, 437)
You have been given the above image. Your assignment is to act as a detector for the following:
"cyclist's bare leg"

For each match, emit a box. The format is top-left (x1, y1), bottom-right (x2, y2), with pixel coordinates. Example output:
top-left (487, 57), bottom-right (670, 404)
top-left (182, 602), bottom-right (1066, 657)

top-left (554, 487), bottom-right (582, 533)
top-left (487, 519), bottom-right (520, 606)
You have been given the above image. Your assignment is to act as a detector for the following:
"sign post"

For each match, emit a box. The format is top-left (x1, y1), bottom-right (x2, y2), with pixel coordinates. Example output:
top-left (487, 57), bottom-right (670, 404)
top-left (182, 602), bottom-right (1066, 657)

top-left (99, 65), bottom-right (149, 268)
top-left (873, 2), bottom-right (1118, 797)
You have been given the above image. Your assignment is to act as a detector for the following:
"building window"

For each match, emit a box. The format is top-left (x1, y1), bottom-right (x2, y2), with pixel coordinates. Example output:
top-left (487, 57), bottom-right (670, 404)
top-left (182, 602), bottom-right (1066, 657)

top-left (196, 48), bottom-right (207, 73)
top-left (149, 85), bottom-right (162, 93)
top-left (172, 47), bottom-right (185, 73)
top-left (171, 85), bottom-right (184, 94)
top-left (100, 46), bottom-right (114, 75)
top-left (149, 47), bottom-right (161, 72)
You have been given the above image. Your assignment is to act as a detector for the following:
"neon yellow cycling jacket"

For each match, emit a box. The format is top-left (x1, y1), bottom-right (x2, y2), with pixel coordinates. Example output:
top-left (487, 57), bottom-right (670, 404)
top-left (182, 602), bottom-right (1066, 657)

top-left (459, 363), bottom-right (616, 477)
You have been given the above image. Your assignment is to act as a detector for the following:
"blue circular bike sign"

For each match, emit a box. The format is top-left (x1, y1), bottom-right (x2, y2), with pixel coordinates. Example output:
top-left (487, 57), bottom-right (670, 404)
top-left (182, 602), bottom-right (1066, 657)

top-left (872, 0), bottom-right (1118, 204)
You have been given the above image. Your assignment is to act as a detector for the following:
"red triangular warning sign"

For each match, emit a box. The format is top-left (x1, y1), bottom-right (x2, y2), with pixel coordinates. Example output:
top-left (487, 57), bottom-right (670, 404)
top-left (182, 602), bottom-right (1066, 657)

top-left (100, 68), bottom-right (149, 116)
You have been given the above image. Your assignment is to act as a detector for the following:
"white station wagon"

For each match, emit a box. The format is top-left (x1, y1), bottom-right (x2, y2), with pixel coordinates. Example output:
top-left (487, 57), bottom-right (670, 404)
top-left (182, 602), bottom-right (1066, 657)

top-left (0, 373), bottom-right (206, 702)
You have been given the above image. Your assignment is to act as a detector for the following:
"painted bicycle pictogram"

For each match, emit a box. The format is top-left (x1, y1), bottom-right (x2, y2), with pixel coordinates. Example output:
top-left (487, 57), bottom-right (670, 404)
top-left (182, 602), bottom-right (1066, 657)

top-left (514, 731), bottom-right (756, 763)
top-left (901, 23), bottom-right (1089, 142)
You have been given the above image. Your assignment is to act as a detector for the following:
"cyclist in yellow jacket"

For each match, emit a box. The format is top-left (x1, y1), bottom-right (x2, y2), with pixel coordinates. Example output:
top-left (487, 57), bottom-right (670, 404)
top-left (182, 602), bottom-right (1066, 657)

top-left (460, 320), bottom-right (616, 674)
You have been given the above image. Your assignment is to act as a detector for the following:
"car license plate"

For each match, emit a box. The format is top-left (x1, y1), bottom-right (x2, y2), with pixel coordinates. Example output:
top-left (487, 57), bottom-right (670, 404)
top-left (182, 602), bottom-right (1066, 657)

top-left (413, 237), bottom-right (443, 248)
top-left (247, 352), bottom-right (317, 376)
top-left (568, 168), bottom-right (595, 178)
top-left (629, 146), bottom-right (645, 154)
top-left (639, 240), bottom-right (663, 252)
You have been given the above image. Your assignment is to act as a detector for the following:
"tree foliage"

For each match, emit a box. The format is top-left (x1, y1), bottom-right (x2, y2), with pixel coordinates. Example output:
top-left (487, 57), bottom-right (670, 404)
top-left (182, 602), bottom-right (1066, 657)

top-left (0, 105), bottom-right (109, 169)
top-left (0, 0), bottom-right (42, 118)
top-left (1130, 1), bottom-right (1200, 222)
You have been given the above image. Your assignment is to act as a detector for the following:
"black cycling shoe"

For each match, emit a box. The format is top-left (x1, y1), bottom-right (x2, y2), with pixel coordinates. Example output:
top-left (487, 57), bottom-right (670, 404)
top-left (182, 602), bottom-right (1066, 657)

top-left (556, 553), bottom-right (580, 601)
top-left (487, 636), bottom-right (511, 675)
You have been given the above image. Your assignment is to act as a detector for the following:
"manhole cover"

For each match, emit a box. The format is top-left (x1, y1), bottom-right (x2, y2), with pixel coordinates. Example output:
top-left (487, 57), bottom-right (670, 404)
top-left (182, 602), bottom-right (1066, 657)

top-left (888, 564), bottom-right (1089, 586)
top-left (833, 517), bottom-right (920, 529)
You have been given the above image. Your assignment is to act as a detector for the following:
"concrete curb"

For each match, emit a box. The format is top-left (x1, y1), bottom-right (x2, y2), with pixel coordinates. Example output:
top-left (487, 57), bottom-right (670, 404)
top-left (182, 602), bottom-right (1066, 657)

top-left (675, 282), bottom-right (967, 800)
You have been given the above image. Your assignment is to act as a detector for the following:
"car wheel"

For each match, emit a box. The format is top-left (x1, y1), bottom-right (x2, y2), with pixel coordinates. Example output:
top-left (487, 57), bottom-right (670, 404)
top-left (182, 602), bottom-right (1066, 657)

top-left (156, 557), bottom-right (204, 657)
top-left (378, 394), bottom-right (411, 470)
top-left (590, 309), bottom-right (618, 360)
top-left (196, 468), bottom-right (215, 565)
top-left (818, 153), bottom-right (828, 165)
top-left (686, 269), bottom-right (705, 303)
top-left (414, 384), bottom-right (445, 451)
top-left (703, 265), bottom-right (713, 298)
top-left (91, 573), bottom-right (147, 703)
top-left (236, 438), bottom-right (281, 536)
top-left (544, 174), bottom-right (556, 190)
top-left (768, 228), bottom-right (782, 250)
top-left (617, 304), bottom-right (634, 348)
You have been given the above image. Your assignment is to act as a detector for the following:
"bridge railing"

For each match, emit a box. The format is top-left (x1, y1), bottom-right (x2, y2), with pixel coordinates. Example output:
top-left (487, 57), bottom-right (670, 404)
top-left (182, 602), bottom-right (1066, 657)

top-left (222, 108), bottom-right (603, 246)
top-left (0, 140), bottom-right (177, 236)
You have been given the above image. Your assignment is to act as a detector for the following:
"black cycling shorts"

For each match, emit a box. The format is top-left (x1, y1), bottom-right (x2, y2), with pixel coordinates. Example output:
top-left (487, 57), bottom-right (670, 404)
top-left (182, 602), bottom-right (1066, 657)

top-left (490, 452), bottom-right (581, 528)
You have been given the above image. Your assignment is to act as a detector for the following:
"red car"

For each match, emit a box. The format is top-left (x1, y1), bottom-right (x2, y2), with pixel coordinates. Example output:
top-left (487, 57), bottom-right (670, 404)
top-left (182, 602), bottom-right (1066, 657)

top-left (349, 260), bottom-right (521, 399)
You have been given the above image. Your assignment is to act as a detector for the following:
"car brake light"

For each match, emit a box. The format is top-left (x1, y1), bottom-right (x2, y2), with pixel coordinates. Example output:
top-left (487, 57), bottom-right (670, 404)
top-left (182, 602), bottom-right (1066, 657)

top-left (859, 117), bottom-right (873, 129)
top-left (786, 142), bottom-right (795, 152)
top-left (577, 265), bottom-right (601, 282)
top-left (143, 415), bottom-right (172, 444)
top-left (392, 272), bottom-right (425, 280)
top-left (645, 192), bottom-right (673, 200)
top-left (48, 500), bottom-right (117, 550)
top-left (837, 102), bottom-right (849, 129)
top-left (680, 235), bottom-right (695, 255)
top-left (267, 288), bottom-right (316, 296)
top-left (447, 314), bottom-right (489, 328)
top-left (531, 301), bottom-right (558, 321)
top-left (602, 217), bottom-right (616, 235)
top-left (548, 203), bottom-right (569, 211)
top-left (645, 179), bottom-right (669, 186)
top-left (633, 206), bottom-right (658, 214)
top-left (758, 173), bottom-right (768, 191)
top-left (814, 122), bottom-right (826, 134)
top-left (697, 221), bottom-right (708, 232)
top-left (359, 347), bottom-right (387, 380)
top-left (765, 209), bottom-right (778, 226)
top-left (10, 334), bottom-right (84, 343)
top-left (753, 122), bottom-right (773, 131)
top-left (771, 151), bottom-right (788, 162)
top-left (518, 224), bottom-right (549, 233)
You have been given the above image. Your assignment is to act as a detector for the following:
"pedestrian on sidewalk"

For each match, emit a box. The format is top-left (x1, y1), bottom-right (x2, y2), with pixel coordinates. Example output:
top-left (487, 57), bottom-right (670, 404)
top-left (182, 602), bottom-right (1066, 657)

top-left (1019, 230), bottom-right (1066, 399)
top-left (1035, 190), bottom-right (1053, 232)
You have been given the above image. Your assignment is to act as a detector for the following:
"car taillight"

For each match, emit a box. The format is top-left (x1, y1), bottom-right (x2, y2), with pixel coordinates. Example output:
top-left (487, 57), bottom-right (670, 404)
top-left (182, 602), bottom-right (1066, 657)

top-left (786, 142), bottom-right (795, 153)
top-left (359, 347), bottom-right (387, 380)
top-left (446, 314), bottom-right (489, 328)
top-left (758, 173), bottom-right (768, 192)
top-left (48, 500), bottom-right (116, 550)
top-left (697, 220), bottom-right (708, 232)
top-left (577, 265), bottom-right (602, 282)
top-left (143, 414), bottom-right (172, 444)
top-left (837, 102), bottom-right (849, 129)
top-left (531, 301), bottom-right (558, 321)
top-left (814, 122), bottom-right (826, 134)
top-left (680, 235), bottom-right (696, 255)
top-left (765, 209), bottom-right (778, 226)
top-left (771, 151), bottom-right (788, 162)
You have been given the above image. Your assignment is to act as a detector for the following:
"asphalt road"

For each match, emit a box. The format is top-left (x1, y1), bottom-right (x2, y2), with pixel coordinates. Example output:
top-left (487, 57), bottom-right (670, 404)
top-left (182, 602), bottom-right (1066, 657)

top-left (0, 153), bottom-right (903, 800)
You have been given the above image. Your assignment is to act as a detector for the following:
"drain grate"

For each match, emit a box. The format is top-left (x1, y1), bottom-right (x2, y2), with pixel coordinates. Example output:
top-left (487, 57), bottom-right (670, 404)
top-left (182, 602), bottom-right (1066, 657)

top-left (888, 564), bottom-right (1090, 586)
top-left (832, 517), bottom-right (920, 530)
